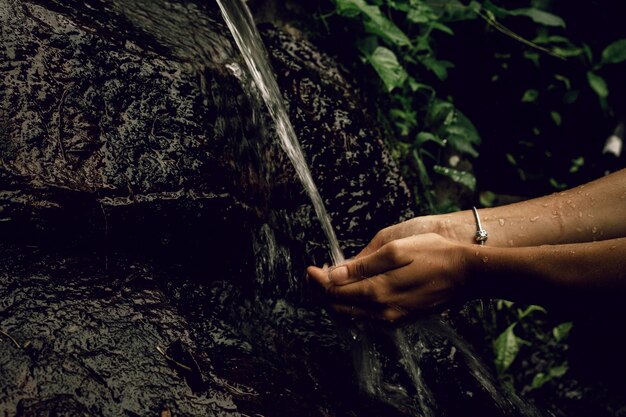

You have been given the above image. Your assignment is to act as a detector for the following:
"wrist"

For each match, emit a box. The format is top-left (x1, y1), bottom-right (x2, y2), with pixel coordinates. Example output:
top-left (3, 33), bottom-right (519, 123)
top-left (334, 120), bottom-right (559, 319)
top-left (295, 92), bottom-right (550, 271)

top-left (459, 242), bottom-right (503, 301)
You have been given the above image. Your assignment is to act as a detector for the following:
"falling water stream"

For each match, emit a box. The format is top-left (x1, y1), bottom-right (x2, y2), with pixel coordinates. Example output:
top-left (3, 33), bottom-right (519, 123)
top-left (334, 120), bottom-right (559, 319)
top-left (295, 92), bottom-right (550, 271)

top-left (216, 1), bottom-right (540, 416)
top-left (216, 0), bottom-right (343, 266)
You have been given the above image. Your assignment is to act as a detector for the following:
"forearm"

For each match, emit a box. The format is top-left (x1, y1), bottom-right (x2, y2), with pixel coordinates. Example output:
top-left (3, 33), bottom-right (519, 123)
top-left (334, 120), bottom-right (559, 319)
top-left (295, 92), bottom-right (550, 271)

top-left (468, 237), bottom-right (626, 305)
top-left (439, 169), bottom-right (626, 247)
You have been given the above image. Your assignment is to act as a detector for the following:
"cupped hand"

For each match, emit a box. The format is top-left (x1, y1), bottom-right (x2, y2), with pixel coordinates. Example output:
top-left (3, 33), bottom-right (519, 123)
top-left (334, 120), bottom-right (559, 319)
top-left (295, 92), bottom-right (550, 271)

top-left (356, 214), bottom-right (475, 258)
top-left (307, 233), bottom-right (473, 322)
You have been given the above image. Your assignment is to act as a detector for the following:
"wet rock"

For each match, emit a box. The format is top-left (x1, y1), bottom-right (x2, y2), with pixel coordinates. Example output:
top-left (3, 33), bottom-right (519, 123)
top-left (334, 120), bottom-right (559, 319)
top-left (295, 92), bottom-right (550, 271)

top-left (0, 1), bottom-right (414, 416)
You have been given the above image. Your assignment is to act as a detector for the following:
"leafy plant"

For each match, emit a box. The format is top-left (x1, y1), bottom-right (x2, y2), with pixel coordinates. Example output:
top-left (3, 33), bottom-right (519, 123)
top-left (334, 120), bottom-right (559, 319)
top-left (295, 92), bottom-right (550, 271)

top-left (489, 300), bottom-right (573, 391)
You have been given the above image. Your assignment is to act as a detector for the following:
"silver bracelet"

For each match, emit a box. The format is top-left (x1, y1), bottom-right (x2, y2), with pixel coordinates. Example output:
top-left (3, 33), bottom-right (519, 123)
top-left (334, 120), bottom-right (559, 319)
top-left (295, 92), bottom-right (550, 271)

top-left (471, 206), bottom-right (488, 245)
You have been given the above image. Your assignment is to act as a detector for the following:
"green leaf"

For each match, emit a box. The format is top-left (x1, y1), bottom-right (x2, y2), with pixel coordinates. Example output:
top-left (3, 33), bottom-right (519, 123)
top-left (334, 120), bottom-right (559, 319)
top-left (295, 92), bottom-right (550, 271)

top-left (364, 46), bottom-right (408, 92)
top-left (508, 8), bottom-right (565, 27)
top-left (522, 89), bottom-right (539, 103)
top-left (428, 101), bottom-right (480, 157)
top-left (554, 74), bottom-right (571, 90)
top-left (587, 71), bottom-right (609, 98)
top-left (479, 191), bottom-right (496, 207)
top-left (563, 90), bottom-right (580, 105)
top-left (601, 39), bottom-right (626, 65)
top-left (420, 57), bottom-right (455, 81)
top-left (550, 111), bottom-right (562, 126)
top-left (433, 165), bottom-right (476, 191)
top-left (493, 323), bottom-right (521, 374)
top-left (518, 304), bottom-right (546, 320)
top-left (553, 322), bottom-right (573, 342)
top-left (569, 156), bottom-right (584, 173)
top-left (431, 22), bottom-right (454, 36)
top-left (506, 153), bottom-right (517, 166)
top-left (415, 132), bottom-right (445, 147)
top-left (363, 19), bottom-right (411, 46)
top-left (336, 0), bottom-right (410, 46)
top-left (531, 363), bottom-right (568, 390)
top-left (549, 177), bottom-right (567, 190)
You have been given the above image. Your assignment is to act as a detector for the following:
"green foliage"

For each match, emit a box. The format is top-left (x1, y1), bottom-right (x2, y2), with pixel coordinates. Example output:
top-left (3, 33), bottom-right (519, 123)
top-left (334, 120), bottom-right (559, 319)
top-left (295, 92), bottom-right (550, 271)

top-left (587, 71), bottom-right (608, 98)
top-left (531, 363), bottom-right (568, 390)
top-left (493, 323), bottom-right (522, 374)
top-left (361, 44), bottom-right (408, 91)
top-left (323, 0), bottom-right (626, 209)
top-left (488, 301), bottom-right (573, 392)
top-left (601, 39), bottom-right (626, 65)
top-left (313, 0), bottom-right (626, 399)
top-left (553, 321), bottom-right (573, 342)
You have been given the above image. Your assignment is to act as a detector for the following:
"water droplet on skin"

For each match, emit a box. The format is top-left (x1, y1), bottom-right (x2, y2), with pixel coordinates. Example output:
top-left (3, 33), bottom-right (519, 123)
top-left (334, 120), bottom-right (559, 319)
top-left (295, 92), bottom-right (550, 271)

top-left (508, 240), bottom-right (514, 246)
top-left (498, 218), bottom-right (505, 226)
top-left (530, 216), bottom-right (539, 222)
top-left (559, 192), bottom-right (567, 196)
top-left (610, 246), bottom-right (617, 250)
top-left (569, 250), bottom-right (576, 255)
top-left (592, 227), bottom-right (598, 233)
top-left (541, 203), bottom-right (549, 208)
top-left (576, 227), bottom-right (583, 232)
top-left (578, 211), bottom-right (583, 218)
top-left (475, 251), bottom-right (480, 256)
top-left (482, 256), bottom-right (489, 263)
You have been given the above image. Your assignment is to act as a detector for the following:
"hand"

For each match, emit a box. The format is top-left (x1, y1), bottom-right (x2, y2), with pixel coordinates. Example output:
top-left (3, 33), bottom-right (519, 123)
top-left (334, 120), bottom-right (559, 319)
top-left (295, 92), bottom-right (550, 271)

top-left (307, 233), bottom-right (472, 322)
top-left (356, 214), bottom-right (475, 258)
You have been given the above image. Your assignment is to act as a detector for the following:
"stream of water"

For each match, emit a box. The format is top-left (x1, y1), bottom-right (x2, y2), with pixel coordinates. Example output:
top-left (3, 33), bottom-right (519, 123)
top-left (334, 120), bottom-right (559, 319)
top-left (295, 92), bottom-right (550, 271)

top-left (215, 0), bottom-right (344, 266)
top-left (216, 2), bottom-right (540, 416)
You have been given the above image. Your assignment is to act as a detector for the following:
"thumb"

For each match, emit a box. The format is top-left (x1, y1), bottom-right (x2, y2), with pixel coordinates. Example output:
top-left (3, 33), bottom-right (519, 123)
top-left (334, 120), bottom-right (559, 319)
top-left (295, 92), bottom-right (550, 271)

top-left (329, 241), bottom-right (412, 286)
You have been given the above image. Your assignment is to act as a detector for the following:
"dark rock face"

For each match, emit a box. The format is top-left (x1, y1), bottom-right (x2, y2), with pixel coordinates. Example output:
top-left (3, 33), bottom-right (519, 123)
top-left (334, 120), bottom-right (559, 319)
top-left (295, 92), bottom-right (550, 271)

top-left (0, 1), bottom-right (414, 416)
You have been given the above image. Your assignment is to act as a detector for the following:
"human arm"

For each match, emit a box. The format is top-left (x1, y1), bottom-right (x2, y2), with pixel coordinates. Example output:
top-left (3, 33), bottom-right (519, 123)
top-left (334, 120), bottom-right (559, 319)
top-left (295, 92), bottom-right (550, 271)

top-left (359, 168), bottom-right (626, 256)
top-left (307, 234), bottom-right (626, 321)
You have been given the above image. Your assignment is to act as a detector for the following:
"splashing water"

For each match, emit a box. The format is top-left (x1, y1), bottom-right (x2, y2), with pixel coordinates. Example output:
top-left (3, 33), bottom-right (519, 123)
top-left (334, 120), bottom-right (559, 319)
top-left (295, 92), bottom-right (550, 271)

top-left (216, 2), bottom-right (540, 416)
top-left (216, 0), bottom-right (343, 266)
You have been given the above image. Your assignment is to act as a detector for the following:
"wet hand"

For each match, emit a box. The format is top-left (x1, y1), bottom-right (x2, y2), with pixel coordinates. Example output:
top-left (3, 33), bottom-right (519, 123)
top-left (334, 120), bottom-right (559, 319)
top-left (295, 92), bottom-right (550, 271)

top-left (307, 234), bottom-right (471, 322)
top-left (356, 214), bottom-right (474, 258)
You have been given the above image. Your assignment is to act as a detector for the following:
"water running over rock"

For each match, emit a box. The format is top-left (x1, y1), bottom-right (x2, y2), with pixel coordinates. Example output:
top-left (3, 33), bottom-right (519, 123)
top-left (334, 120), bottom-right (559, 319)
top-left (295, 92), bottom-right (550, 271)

top-left (216, 0), bottom-right (344, 265)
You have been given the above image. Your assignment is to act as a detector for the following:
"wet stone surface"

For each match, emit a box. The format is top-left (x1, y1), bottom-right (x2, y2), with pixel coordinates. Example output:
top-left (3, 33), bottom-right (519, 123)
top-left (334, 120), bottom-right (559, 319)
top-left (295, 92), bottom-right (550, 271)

top-left (0, 0), bottom-right (416, 416)
top-left (0, 247), bottom-right (238, 416)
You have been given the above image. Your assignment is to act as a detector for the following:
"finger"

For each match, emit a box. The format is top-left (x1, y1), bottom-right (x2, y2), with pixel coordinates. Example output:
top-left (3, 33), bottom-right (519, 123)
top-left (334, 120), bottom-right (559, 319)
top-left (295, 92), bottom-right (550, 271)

top-left (327, 274), bottom-right (388, 305)
top-left (307, 266), bottom-right (331, 289)
top-left (329, 241), bottom-right (413, 286)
